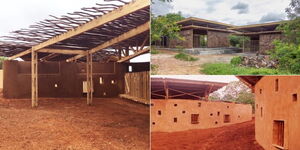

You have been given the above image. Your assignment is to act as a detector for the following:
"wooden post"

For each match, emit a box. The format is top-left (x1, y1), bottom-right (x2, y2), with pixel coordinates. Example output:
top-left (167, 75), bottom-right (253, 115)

top-left (31, 50), bottom-right (38, 107)
top-left (243, 34), bottom-right (245, 53)
top-left (86, 53), bottom-right (93, 105)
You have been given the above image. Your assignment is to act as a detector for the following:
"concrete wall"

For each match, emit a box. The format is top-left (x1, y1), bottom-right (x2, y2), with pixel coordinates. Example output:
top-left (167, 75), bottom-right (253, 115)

top-left (169, 29), bottom-right (193, 48)
top-left (151, 99), bottom-right (252, 132)
top-left (254, 76), bottom-right (300, 150)
top-left (259, 33), bottom-right (283, 54)
top-left (3, 61), bottom-right (149, 99)
top-left (207, 31), bottom-right (230, 48)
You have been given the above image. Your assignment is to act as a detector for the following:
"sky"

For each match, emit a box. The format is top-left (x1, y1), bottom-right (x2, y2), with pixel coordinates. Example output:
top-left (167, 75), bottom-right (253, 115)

top-left (152, 0), bottom-right (290, 25)
top-left (152, 75), bottom-right (239, 83)
top-left (0, 0), bottom-right (149, 62)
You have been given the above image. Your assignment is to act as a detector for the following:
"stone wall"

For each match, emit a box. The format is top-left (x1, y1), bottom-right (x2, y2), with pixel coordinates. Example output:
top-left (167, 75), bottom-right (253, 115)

top-left (169, 29), bottom-right (193, 48)
top-left (207, 31), bottom-right (230, 48)
top-left (259, 33), bottom-right (283, 53)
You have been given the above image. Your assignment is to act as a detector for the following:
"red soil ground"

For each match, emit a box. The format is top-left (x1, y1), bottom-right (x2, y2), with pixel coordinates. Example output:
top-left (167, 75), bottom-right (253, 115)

top-left (0, 97), bottom-right (149, 150)
top-left (151, 120), bottom-right (264, 150)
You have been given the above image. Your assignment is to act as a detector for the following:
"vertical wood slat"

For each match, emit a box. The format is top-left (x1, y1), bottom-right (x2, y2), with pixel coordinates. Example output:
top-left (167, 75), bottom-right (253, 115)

top-left (31, 50), bottom-right (38, 107)
top-left (124, 71), bottom-right (149, 103)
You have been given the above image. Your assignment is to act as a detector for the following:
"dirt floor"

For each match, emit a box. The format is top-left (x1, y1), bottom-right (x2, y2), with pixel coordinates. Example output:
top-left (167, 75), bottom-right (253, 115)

top-left (151, 49), bottom-right (239, 75)
top-left (151, 120), bottom-right (264, 150)
top-left (0, 97), bottom-right (149, 150)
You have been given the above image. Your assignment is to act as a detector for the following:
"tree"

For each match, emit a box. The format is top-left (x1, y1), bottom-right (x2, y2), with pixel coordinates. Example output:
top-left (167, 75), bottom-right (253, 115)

top-left (285, 0), bottom-right (300, 19)
top-left (151, 13), bottom-right (185, 42)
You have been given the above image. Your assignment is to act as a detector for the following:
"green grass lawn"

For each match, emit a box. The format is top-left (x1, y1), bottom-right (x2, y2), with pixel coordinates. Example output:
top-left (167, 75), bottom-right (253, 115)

top-left (201, 63), bottom-right (292, 75)
top-left (174, 52), bottom-right (198, 61)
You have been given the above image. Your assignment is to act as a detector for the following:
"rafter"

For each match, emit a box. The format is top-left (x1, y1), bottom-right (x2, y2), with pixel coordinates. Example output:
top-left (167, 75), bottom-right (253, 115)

top-left (117, 47), bottom-right (149, 63)
top-left (38, 48), bottom-right (86, 55)
top-left (66, 21), bottom-right (150, 62)
top-left (8, 0), bottom-right (149, 60)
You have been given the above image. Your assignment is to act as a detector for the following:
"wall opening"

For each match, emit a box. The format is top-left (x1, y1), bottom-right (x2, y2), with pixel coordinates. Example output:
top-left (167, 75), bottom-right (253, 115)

top-left (227, 106), bottom-right (229, 108)
top-left (261, 107), bottom-right (263, 117)
top-left (182, 110), bottom-right (186, 114)
top-left (198, 102), bottom-right (201, 107)
top-left (217, 112), bottom-right (220, 116)
top-left (54, 84), bottom-right (58, 88)
top-left (260, 89), bottom-right (262, 94)
top-left (174, 104), bottom-right (177, 107)
top-left (275, 79), bottom-right (279, 92)
top-left (99, 77), bottom-right (104, 84)
top-left (210, 113), bottom-right (213, 116)
top-left (152, 122), bottom-right (156, 125)
top-left (128, 66), bottom-right (133, 72)
top-left (191, 114), bottom-right (199, 124)
top-left (293, 93), bottom-right (298, 102)
top-left (215, 121), bottom-right (218, 125)
top-left (224, 114), bottom-right (231, 123)
top-left (273, 120), bottom-right (284, 147)
top-left (111, 80), bottom-right (116, 84)
top-left (174, 117), bottom-right (177, 123)
top-left (158, 110), bottom-right (162, 115)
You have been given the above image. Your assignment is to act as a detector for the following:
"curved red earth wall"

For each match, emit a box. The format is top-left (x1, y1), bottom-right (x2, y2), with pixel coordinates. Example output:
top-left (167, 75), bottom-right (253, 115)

top-left (254, 76), bottom-right (300, 150)
top-left (151, 99), bottom-right (252, 132)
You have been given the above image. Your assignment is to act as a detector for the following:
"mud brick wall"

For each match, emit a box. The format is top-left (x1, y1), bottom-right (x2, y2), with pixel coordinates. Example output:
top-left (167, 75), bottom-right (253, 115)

top-left (207, 31), bottom-right (230, 48)
top-left (169, 29), bottom-right (193, 48)
top-left (151, 99), bottom-right (252, 132)
top-left (3, 61), bottom-right (149, 99)
top-left (254, 76), bottom-right (300, 150)
top-left (259, 33), bottom-right (283, 54)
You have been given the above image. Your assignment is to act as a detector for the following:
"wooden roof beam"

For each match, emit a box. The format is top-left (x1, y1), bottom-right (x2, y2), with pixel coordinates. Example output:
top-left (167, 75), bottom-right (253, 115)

top-left (38, 48), bottom-right (86, 55)
top-left (117, 47), bottom-right (149, 63)
top-left (66, 21), bottom-right (150, 62)
top-left (9, 0), bottom-right (150, 60)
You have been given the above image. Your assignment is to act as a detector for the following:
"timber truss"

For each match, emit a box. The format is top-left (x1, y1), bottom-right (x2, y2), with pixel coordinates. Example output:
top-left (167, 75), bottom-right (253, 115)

top-left (0, 0), bottom-right (150, 107)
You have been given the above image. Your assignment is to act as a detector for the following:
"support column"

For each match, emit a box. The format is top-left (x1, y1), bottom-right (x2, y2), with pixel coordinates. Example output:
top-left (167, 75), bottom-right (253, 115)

top-left (86, 53), bottom-right (93, 105)
top-left (31, 50), bottom-right (38, 107)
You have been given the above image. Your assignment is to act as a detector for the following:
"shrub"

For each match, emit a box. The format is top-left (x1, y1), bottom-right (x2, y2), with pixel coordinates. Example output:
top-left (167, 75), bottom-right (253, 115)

top-left (151, 49), bottom-right (160, 54)
top-left (269, 40), bottom-right (300, 74)
top-left (201, 63), bottom-right (290, 75)
top-left (230, 56), bottom-right (242, 66)
top-left (174, 52), bottom-right (198, 61)
top-left (151, 64), bottom-right (159, 75)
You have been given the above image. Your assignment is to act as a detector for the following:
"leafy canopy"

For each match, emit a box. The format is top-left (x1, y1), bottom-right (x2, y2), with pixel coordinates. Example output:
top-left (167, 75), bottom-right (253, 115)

top-left (151, 13), bottom-right (185, 42)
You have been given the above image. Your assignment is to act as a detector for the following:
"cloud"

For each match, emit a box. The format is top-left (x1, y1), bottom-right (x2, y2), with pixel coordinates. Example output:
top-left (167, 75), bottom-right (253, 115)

top-left (151, 0), bottom-right (173, 16)
top-left (259, 12), bottom-right (286, 23)
top-left (231, 2), bottom-right (249, 14)
top-left (206, 0), bottom-right (224, 13)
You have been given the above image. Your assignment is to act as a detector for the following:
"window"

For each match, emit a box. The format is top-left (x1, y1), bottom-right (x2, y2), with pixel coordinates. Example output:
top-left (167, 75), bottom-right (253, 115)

top-left (224, 114), bottom-right (231, 123)
top-left (260, 89), bottom-right (262, 94)
top-left (217, 112), bottom-right (220, 116)
top-left (128, 66), bottom-right (133, 72)
top-left (293, 93), bottom-right (298, 102)
top-left (54, 84), bottom-right (58, 88)
top-left (191, 114), bottom-right (199, 124)
top-left (174, 104), bottom-right (177, 107)
top-left (198, 102), bottom-right (201, 107)
top-left (273, 120), bottom-right (284, 147)
top-left (275, 79), bottom-right (279, 92)
top-left (158, 110), bottom-right (162, 115)
top-left (111, 80), bottom-right (116, 84)
top-left (174, 118), bottom-right (177, 123)
top-left (99, 77), bottom-right (104, 84)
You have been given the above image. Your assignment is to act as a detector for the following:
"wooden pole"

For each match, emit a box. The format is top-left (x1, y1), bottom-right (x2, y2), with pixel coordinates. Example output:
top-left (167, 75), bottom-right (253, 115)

top-left (86, 53), bottom-right (93, 105)
top-left (31, 50), bottom-right (38, 107)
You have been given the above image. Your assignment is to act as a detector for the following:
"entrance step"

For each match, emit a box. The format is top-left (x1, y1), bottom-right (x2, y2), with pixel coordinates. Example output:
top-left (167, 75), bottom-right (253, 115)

top-left (184, 47), bottom-right (242, 55)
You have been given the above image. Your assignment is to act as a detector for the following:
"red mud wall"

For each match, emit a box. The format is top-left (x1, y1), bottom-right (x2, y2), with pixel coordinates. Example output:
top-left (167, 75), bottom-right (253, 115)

top-left (3, 61), bottom-right (149, 99)
top-left (169, 29), bottom-right (193, 48)
top-left (151, 99), bottom-right (252, 132)
top-left (207, 31), bottom-right (230, 48)
top-left (254, 76), bottom-right (300, 150)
